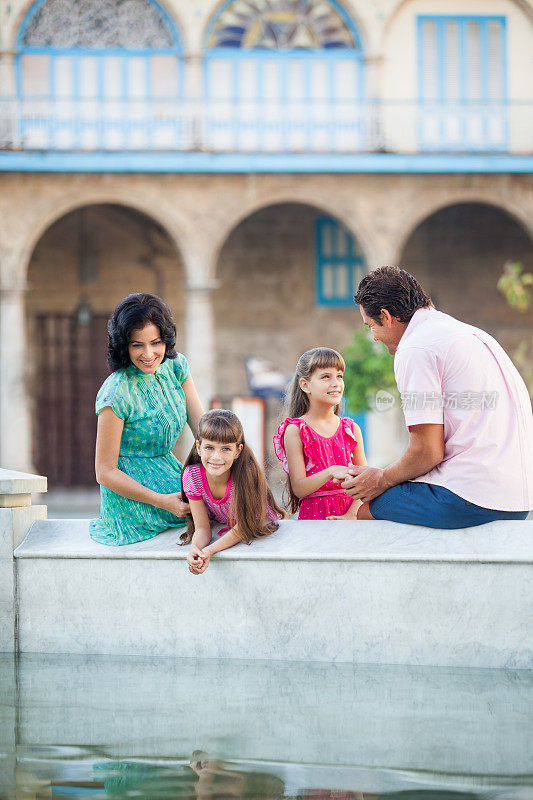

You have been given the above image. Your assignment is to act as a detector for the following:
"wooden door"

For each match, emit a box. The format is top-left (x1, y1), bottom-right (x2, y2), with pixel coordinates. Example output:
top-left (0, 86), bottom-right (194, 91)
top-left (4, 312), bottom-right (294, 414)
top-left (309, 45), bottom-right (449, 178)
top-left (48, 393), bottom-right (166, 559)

top-left (35, 313), bottom-right (110, 487)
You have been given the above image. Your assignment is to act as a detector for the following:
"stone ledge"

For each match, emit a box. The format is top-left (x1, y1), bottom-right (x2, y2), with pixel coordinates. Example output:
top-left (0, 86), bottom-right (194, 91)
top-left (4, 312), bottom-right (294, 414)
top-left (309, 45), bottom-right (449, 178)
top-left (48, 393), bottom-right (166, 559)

top-left (14, 517), bottom-right (533, 563)
top-left (0, 468), bottom-right (47, 496)
top-left (13, 518), bottom-right (533, 666)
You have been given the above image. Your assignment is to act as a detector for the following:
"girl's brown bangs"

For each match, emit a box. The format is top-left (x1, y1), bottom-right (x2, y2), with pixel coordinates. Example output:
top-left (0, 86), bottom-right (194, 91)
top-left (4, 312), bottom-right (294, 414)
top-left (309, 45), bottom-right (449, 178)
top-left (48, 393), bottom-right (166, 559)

top-left (310, 348), bottom-right (345, 372)
top-left (199, 417), bottom-right (239, 444)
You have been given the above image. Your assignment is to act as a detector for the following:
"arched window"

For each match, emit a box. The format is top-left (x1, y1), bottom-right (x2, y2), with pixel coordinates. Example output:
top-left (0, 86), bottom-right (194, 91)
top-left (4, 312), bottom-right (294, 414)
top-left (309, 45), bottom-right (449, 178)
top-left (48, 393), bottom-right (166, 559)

top-left (16, 0), bottom-right (183, 150)
top-left (203, 0), bottom-right (365, 152)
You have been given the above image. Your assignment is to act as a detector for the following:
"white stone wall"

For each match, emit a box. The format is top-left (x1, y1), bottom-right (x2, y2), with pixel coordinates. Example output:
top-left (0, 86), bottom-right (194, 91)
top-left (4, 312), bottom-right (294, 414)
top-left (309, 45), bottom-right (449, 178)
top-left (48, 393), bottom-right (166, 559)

top-left (12, 517), bottom-right (533, 668)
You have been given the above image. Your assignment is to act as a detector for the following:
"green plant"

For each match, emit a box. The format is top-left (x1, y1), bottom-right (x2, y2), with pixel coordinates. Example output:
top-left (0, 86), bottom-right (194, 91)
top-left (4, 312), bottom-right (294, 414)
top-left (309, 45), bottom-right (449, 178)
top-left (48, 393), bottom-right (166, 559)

top-left (497, 261), bottom-right (533, 398)
top-left (497, 261), bottom-right (533, 312)
top-left (342, 328), bottom-right (397, 414)
top-left (510, 340), bottom-right (533, 394)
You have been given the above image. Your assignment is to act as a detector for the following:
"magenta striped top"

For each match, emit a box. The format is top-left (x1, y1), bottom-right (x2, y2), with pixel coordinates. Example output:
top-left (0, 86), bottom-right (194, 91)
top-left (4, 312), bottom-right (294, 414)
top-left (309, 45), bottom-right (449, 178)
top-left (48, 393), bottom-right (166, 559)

top-left (181, 463), bottom-right (279, 535)
top-left (181, 463), bottom-right (233, 530)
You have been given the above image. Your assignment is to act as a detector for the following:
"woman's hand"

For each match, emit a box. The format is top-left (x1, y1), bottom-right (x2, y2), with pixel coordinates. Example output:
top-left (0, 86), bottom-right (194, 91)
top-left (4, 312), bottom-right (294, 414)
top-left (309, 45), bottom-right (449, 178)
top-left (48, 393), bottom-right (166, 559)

top-left (159, 492), bottom-right (190, 517)
top-left (187, 544), bottom-right (211, 574)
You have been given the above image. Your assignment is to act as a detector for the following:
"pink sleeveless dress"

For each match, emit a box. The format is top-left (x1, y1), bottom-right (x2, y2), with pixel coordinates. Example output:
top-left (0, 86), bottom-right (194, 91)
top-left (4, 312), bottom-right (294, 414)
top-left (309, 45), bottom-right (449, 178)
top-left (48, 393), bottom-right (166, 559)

top-left (273, 417), bottom-right (358, 519)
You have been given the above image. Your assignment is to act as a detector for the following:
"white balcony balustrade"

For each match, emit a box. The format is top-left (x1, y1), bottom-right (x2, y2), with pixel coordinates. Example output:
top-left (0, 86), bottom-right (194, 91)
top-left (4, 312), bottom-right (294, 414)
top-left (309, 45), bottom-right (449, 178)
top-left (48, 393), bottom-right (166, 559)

top-left (1, 97), bottom-right (528, 154)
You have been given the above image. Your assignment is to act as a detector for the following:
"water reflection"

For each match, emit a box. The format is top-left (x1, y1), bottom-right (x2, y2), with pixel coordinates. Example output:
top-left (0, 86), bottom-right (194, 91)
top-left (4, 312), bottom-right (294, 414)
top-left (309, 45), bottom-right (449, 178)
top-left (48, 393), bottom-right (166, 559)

top-left (14, 752), bottom-right (530, 800)
top-left (1, 653), bottom-right (532, 800)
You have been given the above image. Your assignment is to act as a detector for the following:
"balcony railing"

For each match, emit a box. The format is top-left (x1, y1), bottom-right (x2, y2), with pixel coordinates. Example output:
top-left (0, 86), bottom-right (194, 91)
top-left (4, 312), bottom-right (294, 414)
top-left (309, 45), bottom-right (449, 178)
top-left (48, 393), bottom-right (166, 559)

top-left (0, 97), bottom-right (530, 154)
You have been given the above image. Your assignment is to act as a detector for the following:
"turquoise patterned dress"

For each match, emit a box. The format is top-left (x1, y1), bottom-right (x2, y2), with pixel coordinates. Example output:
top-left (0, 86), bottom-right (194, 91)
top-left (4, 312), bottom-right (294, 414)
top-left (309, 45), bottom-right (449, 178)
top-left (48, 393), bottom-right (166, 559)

top-left (89, 353), bottom-right (190, 546)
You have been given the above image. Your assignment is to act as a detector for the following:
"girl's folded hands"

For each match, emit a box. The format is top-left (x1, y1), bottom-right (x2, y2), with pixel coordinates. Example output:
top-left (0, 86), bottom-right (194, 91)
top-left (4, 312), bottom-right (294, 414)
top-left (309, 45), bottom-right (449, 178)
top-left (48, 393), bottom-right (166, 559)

top-left (187, 543), bottom-right (209, 574)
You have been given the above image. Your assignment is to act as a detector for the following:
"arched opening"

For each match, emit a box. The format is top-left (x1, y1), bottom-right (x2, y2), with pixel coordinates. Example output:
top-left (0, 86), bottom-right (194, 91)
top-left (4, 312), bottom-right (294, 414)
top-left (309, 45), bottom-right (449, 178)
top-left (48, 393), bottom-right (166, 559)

top-left (214, 202), bottom-right (367, 393)
top-left (15, 0), bottom-right (184, 150)
top-left (26, 203), bottom-right (186, 488)
top-left (202, 0), bottom-right (366, 152)
top-left (212, 201), bottom-right (369, 474)
top-left (399, 202), bottom-right (533, 349)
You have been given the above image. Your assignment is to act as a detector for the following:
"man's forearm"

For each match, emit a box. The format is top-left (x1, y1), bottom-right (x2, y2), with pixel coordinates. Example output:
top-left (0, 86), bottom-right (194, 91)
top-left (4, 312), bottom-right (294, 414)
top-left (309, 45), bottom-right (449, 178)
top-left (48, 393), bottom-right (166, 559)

top-left (384, 445), bottom-right (442, 488)
top-left (341, 423), bottom-right (445, 502)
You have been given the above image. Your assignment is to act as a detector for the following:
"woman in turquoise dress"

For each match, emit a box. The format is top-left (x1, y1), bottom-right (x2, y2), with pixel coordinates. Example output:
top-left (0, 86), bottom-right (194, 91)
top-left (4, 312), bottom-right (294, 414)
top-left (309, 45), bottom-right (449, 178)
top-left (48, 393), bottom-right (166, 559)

top-left (89, 293), bottom-right (204, 545)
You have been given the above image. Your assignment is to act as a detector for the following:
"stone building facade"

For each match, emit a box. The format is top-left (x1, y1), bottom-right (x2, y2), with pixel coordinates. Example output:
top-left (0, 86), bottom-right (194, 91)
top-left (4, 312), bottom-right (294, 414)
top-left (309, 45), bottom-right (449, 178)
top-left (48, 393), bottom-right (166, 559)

top-left (0, 0), bottom-right (532, 486)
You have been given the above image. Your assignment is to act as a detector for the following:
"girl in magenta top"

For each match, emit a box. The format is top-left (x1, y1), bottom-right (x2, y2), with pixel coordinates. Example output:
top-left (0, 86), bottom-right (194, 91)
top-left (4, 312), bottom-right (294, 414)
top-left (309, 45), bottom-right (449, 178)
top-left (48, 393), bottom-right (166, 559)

top-left (273, 347), bottom-right (367, 520)
top-left (180, 409), bottom-right (284, 573)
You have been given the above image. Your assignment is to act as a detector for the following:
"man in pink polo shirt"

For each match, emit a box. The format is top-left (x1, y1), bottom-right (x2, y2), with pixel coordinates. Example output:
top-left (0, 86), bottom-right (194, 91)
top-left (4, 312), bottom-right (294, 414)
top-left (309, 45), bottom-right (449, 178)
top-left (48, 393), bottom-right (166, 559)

top-left (342, 266), bottom-right (532, 527)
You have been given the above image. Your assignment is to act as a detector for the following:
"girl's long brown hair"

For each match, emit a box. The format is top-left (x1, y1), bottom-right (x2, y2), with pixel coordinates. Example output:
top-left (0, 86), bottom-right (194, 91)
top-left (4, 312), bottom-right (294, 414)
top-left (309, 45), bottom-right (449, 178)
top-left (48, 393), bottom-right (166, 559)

top-left (283, 347), bottom-right (346, 514)
top-left (180, 409), bottom-right (285, 545)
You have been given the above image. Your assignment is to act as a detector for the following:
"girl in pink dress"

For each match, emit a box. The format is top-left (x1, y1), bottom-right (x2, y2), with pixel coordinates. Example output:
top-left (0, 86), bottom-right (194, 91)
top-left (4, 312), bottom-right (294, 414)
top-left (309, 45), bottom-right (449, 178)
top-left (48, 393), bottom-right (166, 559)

top-left (273, 347), bottom-right (367, 520)
top-left (180, 409), bottom-right (284, 573)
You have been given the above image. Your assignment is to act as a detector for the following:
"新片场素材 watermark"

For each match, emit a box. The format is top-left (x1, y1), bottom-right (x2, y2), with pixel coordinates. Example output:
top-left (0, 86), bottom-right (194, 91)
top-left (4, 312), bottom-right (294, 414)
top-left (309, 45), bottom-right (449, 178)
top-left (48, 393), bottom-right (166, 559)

top-left (375, 390), bottom-right (397, 412)
top-left (400, 391), bottom-right (498, 411)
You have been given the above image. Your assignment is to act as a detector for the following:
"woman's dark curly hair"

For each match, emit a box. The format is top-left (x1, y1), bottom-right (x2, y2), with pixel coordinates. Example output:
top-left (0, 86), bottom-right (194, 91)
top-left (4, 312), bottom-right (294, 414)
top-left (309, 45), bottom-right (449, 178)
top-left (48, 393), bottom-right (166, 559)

top-left (107, 293), bottom-right (177, 372)
top-left (355, 266), bottom-right (431, 324)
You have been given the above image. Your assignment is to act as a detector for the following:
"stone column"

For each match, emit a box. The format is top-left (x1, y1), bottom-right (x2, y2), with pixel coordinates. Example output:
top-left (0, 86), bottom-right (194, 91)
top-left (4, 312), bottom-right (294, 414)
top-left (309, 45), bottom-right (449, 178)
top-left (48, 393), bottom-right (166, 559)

top-left (0, 284), bottom-right (34, 473)
top-left (0, 471), bottom-right (46, 794)
top-left (185, 280), bottom-right (218, 409)
top-left (0, 468), bottom-right (47, 653)
top-left (0, 652), bottom-right (16, 799)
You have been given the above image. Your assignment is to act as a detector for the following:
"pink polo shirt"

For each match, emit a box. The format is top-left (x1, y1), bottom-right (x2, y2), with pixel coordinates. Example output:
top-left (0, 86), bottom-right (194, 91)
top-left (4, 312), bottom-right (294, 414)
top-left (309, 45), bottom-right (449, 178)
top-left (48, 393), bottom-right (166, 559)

top-left (394, 307), bottom-right (533, 511)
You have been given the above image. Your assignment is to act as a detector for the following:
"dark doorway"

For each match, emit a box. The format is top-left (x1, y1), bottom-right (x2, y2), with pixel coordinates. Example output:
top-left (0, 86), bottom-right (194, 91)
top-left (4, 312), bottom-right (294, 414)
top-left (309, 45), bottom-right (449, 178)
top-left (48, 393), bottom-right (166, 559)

top-left (34, 313), bottom-right (109, 487)
top-left (399, 202), bottom-right (533, 331)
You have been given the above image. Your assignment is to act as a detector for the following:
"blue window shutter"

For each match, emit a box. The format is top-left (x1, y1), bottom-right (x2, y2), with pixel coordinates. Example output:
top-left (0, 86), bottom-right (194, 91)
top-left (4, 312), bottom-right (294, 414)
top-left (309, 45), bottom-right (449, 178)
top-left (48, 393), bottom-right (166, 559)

top-left (315, 216), bottom-right (365, 307)
top-left (417, 15), bottom-right (507, 152)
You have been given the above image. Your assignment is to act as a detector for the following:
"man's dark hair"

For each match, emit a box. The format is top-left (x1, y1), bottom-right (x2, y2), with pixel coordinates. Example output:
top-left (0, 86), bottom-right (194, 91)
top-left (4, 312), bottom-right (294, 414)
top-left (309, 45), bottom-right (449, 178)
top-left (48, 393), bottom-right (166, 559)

top-left (355, 266), bottom-right (431, 324)
top-left (107, 293), bottom-right (177, 371)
